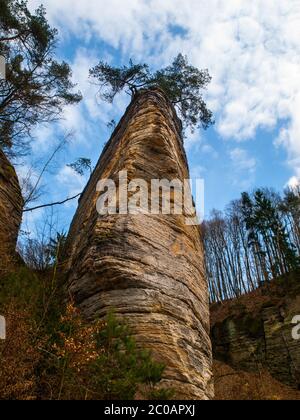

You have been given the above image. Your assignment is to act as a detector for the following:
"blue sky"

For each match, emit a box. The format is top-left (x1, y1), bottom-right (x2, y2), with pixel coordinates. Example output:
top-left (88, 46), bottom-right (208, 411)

top-left (20, 0), bottom-right (300, 237)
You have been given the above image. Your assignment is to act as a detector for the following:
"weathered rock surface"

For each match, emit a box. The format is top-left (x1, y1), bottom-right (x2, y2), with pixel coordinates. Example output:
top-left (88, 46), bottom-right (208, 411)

top-left (64, 89), bottom-right (213, 399)
top-left (211, 272), bottom-right (300, 389)
top-left (0, 150), bottom-right (23, 273)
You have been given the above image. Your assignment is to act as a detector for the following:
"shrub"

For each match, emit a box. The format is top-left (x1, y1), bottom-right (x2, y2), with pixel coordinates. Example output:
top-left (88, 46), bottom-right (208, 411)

top-left (0, 265), bottom-right (171, 400)
top-left (44, 305), bottom-right (170, 400)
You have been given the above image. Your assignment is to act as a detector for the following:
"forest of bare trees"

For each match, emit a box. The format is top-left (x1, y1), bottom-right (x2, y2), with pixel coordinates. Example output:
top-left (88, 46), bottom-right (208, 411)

top-left (203, 187), bottom-right (300, 303)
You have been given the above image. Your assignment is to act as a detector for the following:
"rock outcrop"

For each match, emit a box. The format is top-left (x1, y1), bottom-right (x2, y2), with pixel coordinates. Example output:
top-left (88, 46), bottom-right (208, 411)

top-left (64, 89), bottom-right (213, 399)
top-left (211, 272), bottom-right (300, 389)
top-left (0, 150), bottom-right (23, 273)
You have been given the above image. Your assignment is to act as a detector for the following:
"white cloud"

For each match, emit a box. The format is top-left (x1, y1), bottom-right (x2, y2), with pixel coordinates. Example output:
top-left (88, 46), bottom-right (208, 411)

top-left (60, 49), bottom-right (131, 146)
top-left (190, 165), bottom-right (206, 179)
top-left (55, 165), bottom-right (87, 201)
top-left (184, 127), bottom-right (203, 151)
top-left (286, 176), bottom-right (300, 190)
top-left (201, 144), bottom-right (218, 159)
top-left (28, 0), bottom-right (300, 179)
top-left (230, 148), bottom-right (257, 173)
top-left (229, 147), bottom-right (257, 189)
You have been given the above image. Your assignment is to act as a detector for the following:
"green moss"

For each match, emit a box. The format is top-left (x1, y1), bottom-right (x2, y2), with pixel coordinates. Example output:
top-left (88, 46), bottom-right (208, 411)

top-left (225, 319), bottom-right (237, 340)
top-left (233, 315), bottom-right (264, 338)
top-left (0, 266), bottom-right (65, 333)
top-left (0, 162), bottom-right (16, 178)
top-left (0, 267), bottom-right (40, 308)
top-left (6, 163), bottom-right (16, 176)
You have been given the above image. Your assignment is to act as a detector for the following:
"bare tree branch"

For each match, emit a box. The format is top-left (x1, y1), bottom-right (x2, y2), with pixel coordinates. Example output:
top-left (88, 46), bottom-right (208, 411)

top-left (24, 193), bottom-right (81, 213)
top-left (24, 132), bottom-right (73, 207)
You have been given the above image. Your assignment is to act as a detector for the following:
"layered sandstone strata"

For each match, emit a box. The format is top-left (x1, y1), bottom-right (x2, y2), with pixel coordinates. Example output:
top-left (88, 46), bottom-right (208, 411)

top-left (0, 149), bottom-right (23, 273)
top-left (64, 89), bottom-right (213, 399)
top-left (211, 272), bottom-right (300, 389)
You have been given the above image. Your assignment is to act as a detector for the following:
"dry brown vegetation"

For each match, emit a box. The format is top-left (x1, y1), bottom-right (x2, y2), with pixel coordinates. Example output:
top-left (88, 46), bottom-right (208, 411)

top-left (0, 267), bottom-right (169, 400)
top-left (210, 270), bottom-right (300, 326)
top-left (0, 303), bottom-right (40, 399)
top-left (214, 360), bottom-right (300, 400)
top-left (1, 265), bottom-right (299, 400)
top-left (0, 247), bottom-right (16, 278)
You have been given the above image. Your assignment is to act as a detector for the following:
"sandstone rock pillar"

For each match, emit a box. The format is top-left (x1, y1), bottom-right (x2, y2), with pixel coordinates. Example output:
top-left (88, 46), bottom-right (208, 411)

top-left (0, 149), bottom-right (23, 274)
top-left (64, 89), bottom-right (213, 399)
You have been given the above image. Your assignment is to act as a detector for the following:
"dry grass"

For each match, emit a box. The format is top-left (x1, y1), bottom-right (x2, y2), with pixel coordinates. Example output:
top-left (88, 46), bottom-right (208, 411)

top-left (0, 302), bottom-right (41, 400)
top-left (214, 360), bottom-right (300, 400)
top-left (0, 246), bottom-right (15, 278)
top-left (210, 270), bottom-right (300, 326)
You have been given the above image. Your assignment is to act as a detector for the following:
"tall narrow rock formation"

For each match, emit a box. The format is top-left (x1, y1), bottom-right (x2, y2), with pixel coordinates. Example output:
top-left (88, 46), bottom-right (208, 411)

top-left (0, 150), bottom-right (23, 273)
top-left (64, 89), bottom-right (213, 399)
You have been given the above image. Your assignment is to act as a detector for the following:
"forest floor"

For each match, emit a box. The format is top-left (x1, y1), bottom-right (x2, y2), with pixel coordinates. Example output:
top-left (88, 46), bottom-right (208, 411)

top-left (1, 265), bottom-right (299, 400)
top-left (214, 360), bottom-right (300, 400)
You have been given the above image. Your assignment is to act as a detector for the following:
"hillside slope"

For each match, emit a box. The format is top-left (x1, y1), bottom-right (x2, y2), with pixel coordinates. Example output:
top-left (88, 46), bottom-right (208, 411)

top-left (211, 271), bottom-right (300, 390)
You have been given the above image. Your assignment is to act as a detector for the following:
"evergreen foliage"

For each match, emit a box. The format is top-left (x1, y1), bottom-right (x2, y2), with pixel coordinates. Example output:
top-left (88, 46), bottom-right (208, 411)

top-left (0, 0), bottom-right (82, 154)
top-left (204, 187), bottom-right (300, 302)
top-left (90, 54), bottom-right (213, 133)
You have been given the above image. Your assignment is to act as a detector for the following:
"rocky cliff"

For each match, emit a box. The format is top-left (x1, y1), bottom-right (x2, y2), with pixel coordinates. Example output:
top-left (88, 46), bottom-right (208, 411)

top-left (0, 150), bottom-right (23, 274)
top-left (211, 271), bottom-right (300, 390)
top-left (64, 89), bottom-right (213, 399)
